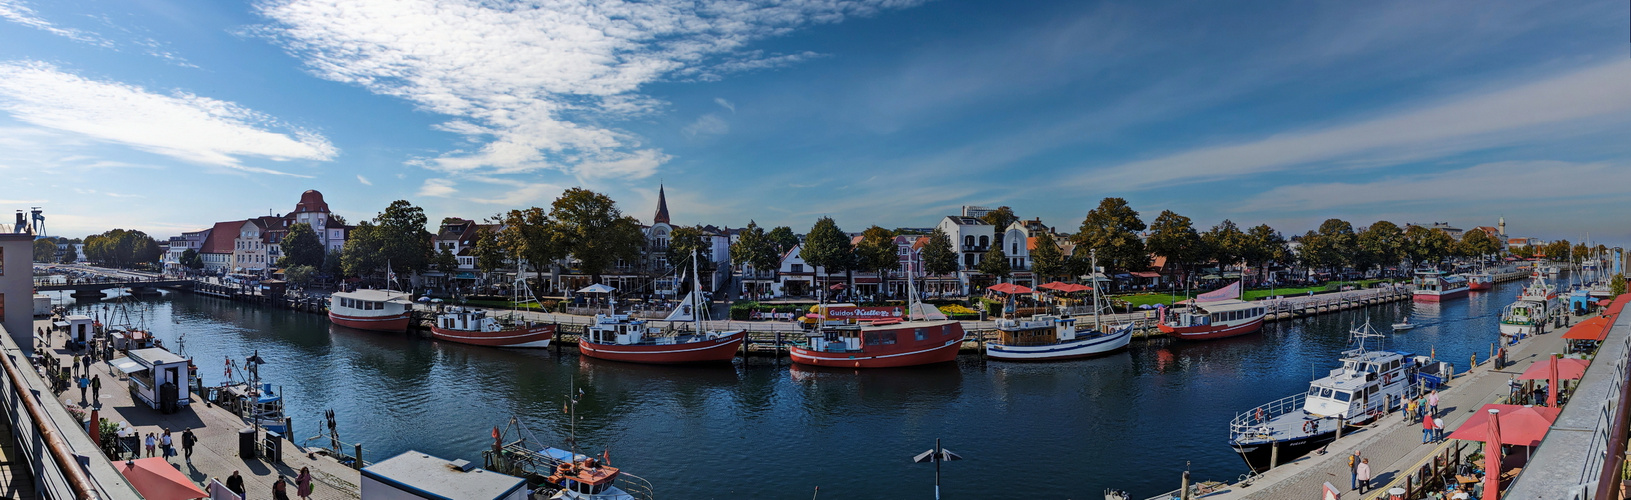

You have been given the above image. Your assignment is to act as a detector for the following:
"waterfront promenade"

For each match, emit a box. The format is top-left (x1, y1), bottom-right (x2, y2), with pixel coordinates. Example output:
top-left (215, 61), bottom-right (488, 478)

top-left (1204, 310), bottom-right (1588, 500)
top-left (34, 318), bottom-right (362, 500)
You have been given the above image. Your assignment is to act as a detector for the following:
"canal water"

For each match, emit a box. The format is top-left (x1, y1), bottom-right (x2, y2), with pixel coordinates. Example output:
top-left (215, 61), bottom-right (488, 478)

top-left (53, 280), bottom-right (1521, 498)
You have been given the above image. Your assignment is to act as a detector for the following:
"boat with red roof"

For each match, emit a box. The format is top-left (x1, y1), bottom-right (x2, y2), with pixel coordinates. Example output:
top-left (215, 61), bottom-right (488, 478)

top-left (1412, 269), bottom-right (1469, 301)
top-left (790, 277), bottom-right (965, 368)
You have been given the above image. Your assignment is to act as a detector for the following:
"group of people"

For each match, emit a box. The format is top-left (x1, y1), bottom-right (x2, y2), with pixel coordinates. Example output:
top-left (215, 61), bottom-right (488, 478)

top-left (223, 467), bottom-right (315, 500)
top-left (140, 427), bottom-right (194, 461)
top-left (1409, 390), bottom-right (1447, 444)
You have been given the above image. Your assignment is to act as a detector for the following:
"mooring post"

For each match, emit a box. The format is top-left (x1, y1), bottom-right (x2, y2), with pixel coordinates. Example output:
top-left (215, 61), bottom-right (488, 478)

top-left (1180, 470), bottom-right (1190, 500)
top-left (354, 443), bottom-right (363, 469)
top-left (1269, 443), bottom-right (1279, 470)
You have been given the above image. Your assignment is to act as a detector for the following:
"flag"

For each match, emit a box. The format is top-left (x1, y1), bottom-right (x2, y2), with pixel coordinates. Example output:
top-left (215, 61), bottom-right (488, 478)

top-left (1196, 280), bottom-right (1242, 303)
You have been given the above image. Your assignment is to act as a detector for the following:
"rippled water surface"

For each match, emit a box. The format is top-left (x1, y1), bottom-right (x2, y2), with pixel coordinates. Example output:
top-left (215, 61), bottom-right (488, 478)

top-left (55, 281), bottom-right (1520, 498)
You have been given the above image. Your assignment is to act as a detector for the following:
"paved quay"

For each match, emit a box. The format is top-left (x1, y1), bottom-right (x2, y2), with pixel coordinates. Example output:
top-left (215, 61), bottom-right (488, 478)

top-left (34, 318), bottom-right (362, 499)
top-left (1201, 310), bottom-right (1581, 500)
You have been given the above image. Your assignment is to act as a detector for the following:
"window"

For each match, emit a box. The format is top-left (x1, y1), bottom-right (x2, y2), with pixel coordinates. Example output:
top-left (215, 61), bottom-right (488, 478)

top-left (864, 332), bottom-right (897, 346)
top-left (964, 236), bottom-right (974, 247)
top-left (1011, 243), bottom-right (1017, 254)
top-left (915, 328), bottom-right (927, 341)
top-left (978, 236), bottom-right (989, 247)
top-left (791, 264), bottom-right (803, 273)
top-left (1308, 387), bottom-right (1321, 397)
top-left (1319, 387), bottom-right (1333, 399)
top-left (1334, 391), bottom-right (1351, 402)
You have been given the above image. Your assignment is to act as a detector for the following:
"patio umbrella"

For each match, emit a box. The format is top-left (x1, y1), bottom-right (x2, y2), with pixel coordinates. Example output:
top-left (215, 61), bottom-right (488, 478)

top-left (1562, 316), bottom-right (1610, 341)
top-left (988, 283), bottom-right (1015, 293)
top-left (416, 296), bottom-right (431, 302)
top-left (1598, 299), bottom-right (1612, 306)
top-left (1485, 409), bottom-right (1501, 500)
top-left (1517, 357), bottom-right (1589, 381)
top-left (1548, 355), bottom-right (1560, 407)
top-left (1037, 282), bottom-right (1072, 291)
top-left (119, 457), bottom-right (207, 500)
top-left (829, 283), bottom-right (848, 291)
top-left (88, 409), bottom-right (100, 447)
top-left (1199, 274), bottom-right (1222, 280)
top-left (1447, 404), bottom-right (1559, 447)
top-left (577, 283), bottom-right (616, 294)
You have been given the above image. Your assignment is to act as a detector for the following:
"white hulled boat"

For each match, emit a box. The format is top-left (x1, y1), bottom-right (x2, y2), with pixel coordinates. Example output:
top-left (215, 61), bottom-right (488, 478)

top-left (1500, 273), bottom-right (1559, 336)
top-left (986, 250), bottom-right (1133, 360)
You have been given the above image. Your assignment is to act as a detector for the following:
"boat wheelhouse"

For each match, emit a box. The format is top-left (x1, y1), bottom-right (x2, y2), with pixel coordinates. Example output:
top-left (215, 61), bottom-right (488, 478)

top-left (431, 307), bottom-right (555, 348)
top-left (1465, 272), bottom-right (1494, 291)
top-left (1228, 324), bottom-right (1423, 471)
top-left (790, 318), bottom-right (965, 368)
top-left (1158, 299), bottom-right (1266, 341)
top-left (986, 316), bottom-right (1132, 361)
top-left (1500, 273), bottom-right (1559, 336)
top-left (328, 289), bottom-right (414, 332)
top-left (1412, 270), bottom-right (1469, 302)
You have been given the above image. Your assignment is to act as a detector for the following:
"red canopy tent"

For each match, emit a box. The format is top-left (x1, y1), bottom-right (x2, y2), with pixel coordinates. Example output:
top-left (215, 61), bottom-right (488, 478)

top-left (1484, 409), bottom-right (1503, 500)
top-left (118, 457), bottom-right (207, 500)
top-left (988, 283), bottom-right (1033, 294)
top-left (1562, 316), bottom-right (1611, 341)
top-left (1037, 282), bottom-right (1073, 292)
top-left (1447, 404), bottom-right (1560, 447)
top-left (1064, 283), bottom-right (1094, 293)
top-left (1517, 357), bottom-right (1590, 381)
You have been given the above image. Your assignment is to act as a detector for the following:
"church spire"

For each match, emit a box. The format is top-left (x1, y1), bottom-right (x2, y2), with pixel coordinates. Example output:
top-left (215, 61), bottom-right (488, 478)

top-left (653, 184), bottom-right (671, 224)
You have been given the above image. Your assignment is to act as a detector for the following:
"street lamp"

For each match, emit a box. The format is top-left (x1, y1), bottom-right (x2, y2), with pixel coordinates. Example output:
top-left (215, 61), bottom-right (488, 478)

top-left (911, 438), bottom-right (962, 500)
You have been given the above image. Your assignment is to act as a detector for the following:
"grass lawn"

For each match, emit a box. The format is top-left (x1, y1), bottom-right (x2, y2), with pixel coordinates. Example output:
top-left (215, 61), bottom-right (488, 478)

top-left (1112, 279), bottom-right (1401, 305)
top-left (459, 299), bottom-right (552, 311)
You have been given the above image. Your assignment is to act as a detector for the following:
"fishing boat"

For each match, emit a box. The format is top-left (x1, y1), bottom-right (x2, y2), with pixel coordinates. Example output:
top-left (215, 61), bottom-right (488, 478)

top-left (1465, 272), bottom-right (1494, 291)
top-left (430, 273), bottom-right (554, 348)
top-left (578, 251), bottom-right (746, 363)
top-left (1228, 322), bottom-right (1426, 471)
top-left (790, 275), bottom-right (965, 368)
top-left (986, 250), bottom-right (1133, 361)
top-left (483, 403), bottom-right (653, 500)
top-left (328, 289), bottom-right (414, 332)
top-left (1499, 273), bottom-right (1559, 336)
top-left (209, 351), bottom-right (288, 433)
top-left (1158, 281), bottom-right (1266, 341)
top-left (1411, 269), bottom-right (1469, 302)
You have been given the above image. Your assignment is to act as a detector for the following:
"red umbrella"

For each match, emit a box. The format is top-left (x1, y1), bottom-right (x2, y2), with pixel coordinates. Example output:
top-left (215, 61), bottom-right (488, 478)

top-left (1598, 299), bottom-right (1612, 306)
top-left (1548, 354), bottom-right (1561, 407)
top-left (1517, 357), bottom-right (1589, 381)
top-left (119, 457), bottom-right (207, 500)
top-left (1447, 404), bottom-right (1559, 446)
top-left (1485, 409), bottom-right (1502, 500)
top-left (88, 409), bottom-right (100, 448)
top-left (1064, 283), bottom-right (1094, 293)
top-left (988, 283), bottom-right (1033, 294)
top-left (1037, 282), bottom-right (1072, 291)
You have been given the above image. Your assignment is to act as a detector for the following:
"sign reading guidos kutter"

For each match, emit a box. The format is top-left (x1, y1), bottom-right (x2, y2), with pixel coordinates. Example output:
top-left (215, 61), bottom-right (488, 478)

top-left (823, 306), bottom-right (905, 319)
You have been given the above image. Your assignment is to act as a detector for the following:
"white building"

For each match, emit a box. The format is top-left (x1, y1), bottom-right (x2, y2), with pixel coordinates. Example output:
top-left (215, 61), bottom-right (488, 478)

top-left (934, 215), bottom-right (994, 294)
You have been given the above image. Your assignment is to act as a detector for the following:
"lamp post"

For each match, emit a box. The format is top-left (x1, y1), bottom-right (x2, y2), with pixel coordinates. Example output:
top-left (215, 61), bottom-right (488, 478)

top-left (912, 438), bottom-right (962, 500)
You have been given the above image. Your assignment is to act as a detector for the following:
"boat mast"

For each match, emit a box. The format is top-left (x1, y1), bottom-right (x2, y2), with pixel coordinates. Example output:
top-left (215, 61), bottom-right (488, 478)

top-left (692, 248), bottom-right (705, 330)
top-left (1091, 249), bottom-right (1101, 332)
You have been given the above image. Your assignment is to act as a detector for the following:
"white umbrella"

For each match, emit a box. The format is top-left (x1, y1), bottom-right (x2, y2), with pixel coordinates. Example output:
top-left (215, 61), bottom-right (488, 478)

top-left (578, 283), bottom-right (616, 294)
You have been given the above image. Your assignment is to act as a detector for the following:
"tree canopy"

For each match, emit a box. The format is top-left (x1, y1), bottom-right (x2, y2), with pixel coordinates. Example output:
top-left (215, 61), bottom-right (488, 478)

top-left (550, 188), bottom-right (646, 281)
top-left (341, 200), bottom-right (434, 281)
top-left (1074, 197), bottom-right (1146, 272)
top-left (1458, 228), bottom-right (1499, 259)
top-left (1145, 210), bottom-right (1201, 282)
top-left (1029, 231), bottom-right (1065, 282)
top-left (730, 222), bottom-right (780, 275)
top-left (33, 238), bottom-right (56, 262)
top-left (1357, 221), bottom-right (1404, 272)
top-left (83, 229), bottom-right (163, 268)
top-left (977, 245), bottom-right (1012, 278)
top-left (921, 228), bottom-right (958, 277)
top-left (802, 217), bottom-right (853, 276)
top-left (667, 225), bottom-right (714, 273)
top-left (280, 223), bottom-right (325, 268)
top-left (767, 226), bottom-right (800, 257)
top-left (1202, 219), bottom-right (1247, 271)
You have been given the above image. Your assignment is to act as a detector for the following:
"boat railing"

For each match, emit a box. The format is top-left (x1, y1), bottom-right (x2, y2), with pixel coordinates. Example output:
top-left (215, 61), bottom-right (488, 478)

top-left (488, 443), bottom-right (654, 500)
top-left (1230, 392), bottom-right (1307, 439)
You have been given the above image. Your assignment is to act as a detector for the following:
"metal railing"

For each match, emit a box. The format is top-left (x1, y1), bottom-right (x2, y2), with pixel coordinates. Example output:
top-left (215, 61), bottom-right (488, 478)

top-left (1230, 392), bottom-right (1307, 440)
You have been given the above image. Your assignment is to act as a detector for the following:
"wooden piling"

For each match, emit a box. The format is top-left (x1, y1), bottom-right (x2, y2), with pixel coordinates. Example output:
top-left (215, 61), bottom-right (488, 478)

top-left (354, 443), bottom-right (363, 469)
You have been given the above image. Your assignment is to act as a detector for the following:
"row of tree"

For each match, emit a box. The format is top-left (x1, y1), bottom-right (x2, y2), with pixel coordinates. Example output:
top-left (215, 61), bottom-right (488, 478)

top-left (82, 229), bottom-right (163, 268)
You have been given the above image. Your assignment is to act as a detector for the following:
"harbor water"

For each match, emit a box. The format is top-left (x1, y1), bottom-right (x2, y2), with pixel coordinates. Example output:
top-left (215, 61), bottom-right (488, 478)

top-left (54, 280), bottom-right (1521, 498)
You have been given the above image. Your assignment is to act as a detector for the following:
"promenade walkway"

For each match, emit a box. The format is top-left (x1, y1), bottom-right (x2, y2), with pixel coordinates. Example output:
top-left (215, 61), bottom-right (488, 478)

top-left (1206, 310), bottom-right (1578, 500)
top-left (34, 319), bottom-right (362, 500)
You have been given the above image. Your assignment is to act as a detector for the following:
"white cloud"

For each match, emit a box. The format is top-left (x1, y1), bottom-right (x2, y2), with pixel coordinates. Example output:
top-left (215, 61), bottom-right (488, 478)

top-left (681, 114), bottom-right (729, 138)
top-left (356, 174), bottom-right (372, 185)
top-left (1073, 60), bottom-right (1631, 190)
top-left (418, 178), bottom-right (457, 197)
top-left (1238, 160), bottom-right (1631, 213)
top-left (254, 0), bottom-right (919, 181)
top-left (714, 98), bottom-right (735, 114)
top-left (0, 61), bottom-right (336, 176)
top-left (0, 0), bottom-right (113, 47)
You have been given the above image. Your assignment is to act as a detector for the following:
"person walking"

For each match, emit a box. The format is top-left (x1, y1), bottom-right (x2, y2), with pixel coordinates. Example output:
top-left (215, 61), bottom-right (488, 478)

top-left (273, 474), bottom-right (291, 500)
top-left (1434, 416), bottom-right (1446, 442)
top-left (1422, 413), bottom-right (1435, 443)
top-left (296, 467), bottom-right (314, 500)
top-left (1407, 398), bottom-right (1419, 423)
top-left (226, 471), bottom-right (246, 498)
top-left (77, 375), bottom-right (89, 405)
top-left (90, 375), bottom-right (100, 405)
top-left (160, 429), bottom-right (173, 460)
top-left (1428, 390), bottom-right (1440, 417)
top-left (1348, 450), bottom-right (1362, 490)
top-left (144, 433), bottom-right (156, 458)
top-left (182, 428), bottom-right (196, 463)
top-left (1356, 458), bottom-right (1373, 493)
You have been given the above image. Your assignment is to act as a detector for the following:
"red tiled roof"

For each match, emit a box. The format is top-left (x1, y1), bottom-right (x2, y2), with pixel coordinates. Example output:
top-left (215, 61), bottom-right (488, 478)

top-left (293, 190), bottom-right (330, 214)
top-left (202, 221), bottom-right (243, 254)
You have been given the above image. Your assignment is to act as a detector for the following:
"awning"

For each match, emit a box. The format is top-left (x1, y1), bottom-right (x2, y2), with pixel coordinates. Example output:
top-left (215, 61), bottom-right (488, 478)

top-left (119, 457), bottom-right (208, 500)
top-left (52, 321), bottom-right (68, 327)
top-left (113, 360), bottom-right (147, 374)
top-left (1130, 271), bottom-right (1161, 278)
top-left (1518, 357), bottom-right (1590, 380)
top-left (1561, 316), bottom-right (1610, 341)
top-left (1446, 404), bottom-right (1559, 447)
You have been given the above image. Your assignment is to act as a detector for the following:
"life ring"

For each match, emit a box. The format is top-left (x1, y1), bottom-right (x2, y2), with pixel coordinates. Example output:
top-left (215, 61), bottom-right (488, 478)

top-left (1303, 420), bottom-right (1313, 433)
top-left (1256, 408), bottom-right (1266, 423)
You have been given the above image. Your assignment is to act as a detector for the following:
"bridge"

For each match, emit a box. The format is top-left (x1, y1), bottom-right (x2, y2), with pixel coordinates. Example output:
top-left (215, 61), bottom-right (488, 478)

top-left (33, 278), bottom-right (194, 293)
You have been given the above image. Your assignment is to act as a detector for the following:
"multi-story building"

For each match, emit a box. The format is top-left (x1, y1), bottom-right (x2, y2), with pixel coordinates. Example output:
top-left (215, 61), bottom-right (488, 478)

top-left (200, 221), bottom-right (241, 272)
top-left (162, 229), bottom-right (211, 272)
top-left (288, 190), bottom-right (347, 251)
top-left (233, 219), bottom-right (271, 274)
top-left (935, 212), bottom-right (995, 294)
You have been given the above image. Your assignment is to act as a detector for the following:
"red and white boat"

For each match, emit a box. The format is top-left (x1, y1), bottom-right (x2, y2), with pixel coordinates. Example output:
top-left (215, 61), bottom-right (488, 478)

top-left (328, 289), bottom-right (414, 333)
top-left (576, 252), bottom-right (747, 364)
top-left (430, 307), bottom-right (554, 348)
top-left (1412, 270), bottom-right (1469, 302)
top-left (1158, 281), bottom-right (1266, 341)
top-left (1465, 272), bottom-right (1494, 291)
top-left (790, 317), bottom-right (965, 368)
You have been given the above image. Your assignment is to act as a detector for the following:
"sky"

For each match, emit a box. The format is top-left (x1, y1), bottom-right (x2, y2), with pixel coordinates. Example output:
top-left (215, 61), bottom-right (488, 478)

top-left (1, 0), bottom-right (1628, 245)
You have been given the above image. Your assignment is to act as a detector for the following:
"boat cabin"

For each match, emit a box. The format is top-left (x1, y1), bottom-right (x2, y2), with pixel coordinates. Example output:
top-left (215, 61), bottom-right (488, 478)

top-left (547, 457), bottom-right (622, 497)
top-left (362, 451), bottom-right (528, 500)
top-left (1166, 300), bottom-right (1265, 328)
top-left (994, 315), bottom-right (1079, 346)
top-left (61, 314), bottom-right (93, 343)
top-left (587, 314), bottom-right (663, 345)
top-left (330, 290), bottom-right (414, 316)
top-left (436, 307), bottom-right (514, 332)
top-left (1414, 271), bottom-right (1467, 294)
top-left (801, 321), bottom-right (962, 353)
top-left (116, 348), bottom-right (195, 413)
top-left (1303, 350), bottom-right (1416, 421)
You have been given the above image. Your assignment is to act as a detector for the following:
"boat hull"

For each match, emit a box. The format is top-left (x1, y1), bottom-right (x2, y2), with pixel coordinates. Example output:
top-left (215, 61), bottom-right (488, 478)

top-left (790, 339), bottom-right (962, 368)
top-left (1499, 323), bottom-right (1540, 336)
top-left (1468, 281), bottom-right (1493, 291)
top-left (986, 329), bottom-right (1131, 361)
top-left (1159, 317), bottom-right (1264, 341)
top-left (430, 324), bottom-right (555, 348)
top-left (1413, 288), bottom-right (1469, 302)
top-left (577, 331), bottom-right (747, 364)
top-left (328, 311), bottom-right (412, 333)
top-left (1231, 429), bottom-right (1340, 472)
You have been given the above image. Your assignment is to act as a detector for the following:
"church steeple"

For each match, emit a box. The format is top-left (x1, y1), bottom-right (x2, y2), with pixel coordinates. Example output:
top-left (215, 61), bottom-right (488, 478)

top-left (653, 184), bottom-right (671, 224)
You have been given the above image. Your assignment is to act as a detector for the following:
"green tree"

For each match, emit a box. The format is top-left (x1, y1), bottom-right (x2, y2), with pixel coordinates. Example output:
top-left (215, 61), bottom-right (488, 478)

top-left (921, 228), bottom-right (958, 277)
top-left (1029, 232), bottom-right (1065, 282)
top-left (550, 188), bottom-right (646, 283)
top-left (281, 223), bottom-right (325, 268)
top-left (61, 244), bottom-right (78, 264)
top-left (496, 207), bottom-right (563, 285)
top-left (83, 229), bottom-right (163, 268)
top-left (667, 225), bottom-right (714, 274)
top-left (340, 222), bottom-right (384, 280)
top-left (801, 217), bottom-right (853, 284)
top-left (1074, 197), bottom-right (1147, 272)
top-left (1242, 224), bottom-right (1286, 283)
top-left (1317, 219), bottom-right (1358, 271)
top-left (1202, 219), bottom-right (1247, 275)
top-left (1402, 225), bottom-right (1433, 270)
top-left (1459, 228), bottom-right (1499, 261)
top-left (470, 226), bottom-right (508, 274)
top-left (180, 249), bottom-right (203, 270)
top-left (284, 265), bottom-right (317, 287)
top-left (33, 238), bottom-right (56, 262)
top-left (1357, 221), bottom-right (1404, 273)
top-left (373, 200), bottom-right (434, 275)
top-left (1419, 229), bottom-right (1456, 266)
top-left (856, 225), bottom-right (900, 295)
top-left (1612, 273), bottom-right (1626, 297)
top-left (979, 206), bottom-right (1018, 247)
top-left (767, 226), bottom-right (800, 257)
top-left (321, 249), bottom-right (344, 278)
top-left (730, 222), bottom-right (780, 277)
top-left (1145, 210), bottom-right (1202, 285)
top-left (977, 245), bottom-right (1012, 279)
top-left (432, 247), bottom-right (458, 273)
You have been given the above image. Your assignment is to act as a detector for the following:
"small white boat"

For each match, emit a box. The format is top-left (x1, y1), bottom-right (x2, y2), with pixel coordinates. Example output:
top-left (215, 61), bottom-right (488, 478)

top-left (1392, 319), bottom-right (1415, 331)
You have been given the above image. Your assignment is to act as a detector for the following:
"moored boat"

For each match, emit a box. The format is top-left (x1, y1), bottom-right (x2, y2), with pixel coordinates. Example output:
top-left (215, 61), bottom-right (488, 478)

top-left (790, 318), bottom-right (965, 368)
top-left (1411, 269), bottom-right (1469, 302)
top-left (328, 289), bottom-right (414, 332)
top-left (1158, 296), bottom-right (1266, 341)
top-left (430, 307), bottom-right (555, 348)
top-left (986, 250), bottom-right (1133, 360)
top-left (1499, 273), bottom-right (1559, 337)
top-left (1465, 272), bottom-right (1494, 291)
top-left (577, 251), bottom-right (747, 363)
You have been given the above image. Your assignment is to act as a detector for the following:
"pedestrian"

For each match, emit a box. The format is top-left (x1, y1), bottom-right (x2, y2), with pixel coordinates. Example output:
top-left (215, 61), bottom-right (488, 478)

top-left (297, 467), bottom-right (313, 499)
top-left (77, 375), bottom-right (89, 404)
top-left (1434, 416), bottom-right (1446, 442)
top-left (226, 471), bottom-right (246, 497)
top-left (161, 429), bottom-right (173, 459)
top-left (90, 375), bottom-right (100, 404)
top-left (182, 428), bottom-right (196, 463)
top-left (1356, 458), bottom-right (1372, 493)
top-left (1407, 398), bottom-right (1418, 423)
top-left (1348, 450), bottom-right (1361, 490)
top-left (274, 474), bottom-right (291, 500)
top-left (1422, 412), bottom-right (1435, 443)
top-left (144, 433), bottom-right (156, 458)
top-left (1428, 390), bottom-right (1439, 418)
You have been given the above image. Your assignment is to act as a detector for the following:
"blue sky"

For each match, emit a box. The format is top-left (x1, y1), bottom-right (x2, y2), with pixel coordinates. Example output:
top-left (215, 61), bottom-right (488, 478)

top-left (1, 0), bottom-right (1628, 244)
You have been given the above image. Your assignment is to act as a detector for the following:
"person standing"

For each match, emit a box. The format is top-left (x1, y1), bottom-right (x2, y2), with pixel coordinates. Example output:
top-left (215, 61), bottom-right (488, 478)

top-left (226, 471), bottom-right (246, 498)
top-left (1422, 413), bottom-right (1435, 443)
top-left (1355, 458), bottom-right (1373, 493)
top-left (182, 428), bottom-right (196, 463)
top-left (1434, 416), bottom-right (1446, 442)
top-left (144, 433), bottom-right (156, 458)
top-left (1407, 398), bottom-right (1418, 423)
top-left (296, 467), bottom-right (313, 500)
top-left (160, 429), bottom-right (173, 459)
top-left (273, 474), bottom-right (291, 500)
top-left (90, 375), bottom-right (100, 405)
top-left (1428, 390), bottom-right (1439, 417)
top-left (1348, 450), bottom-right (1362, 490)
